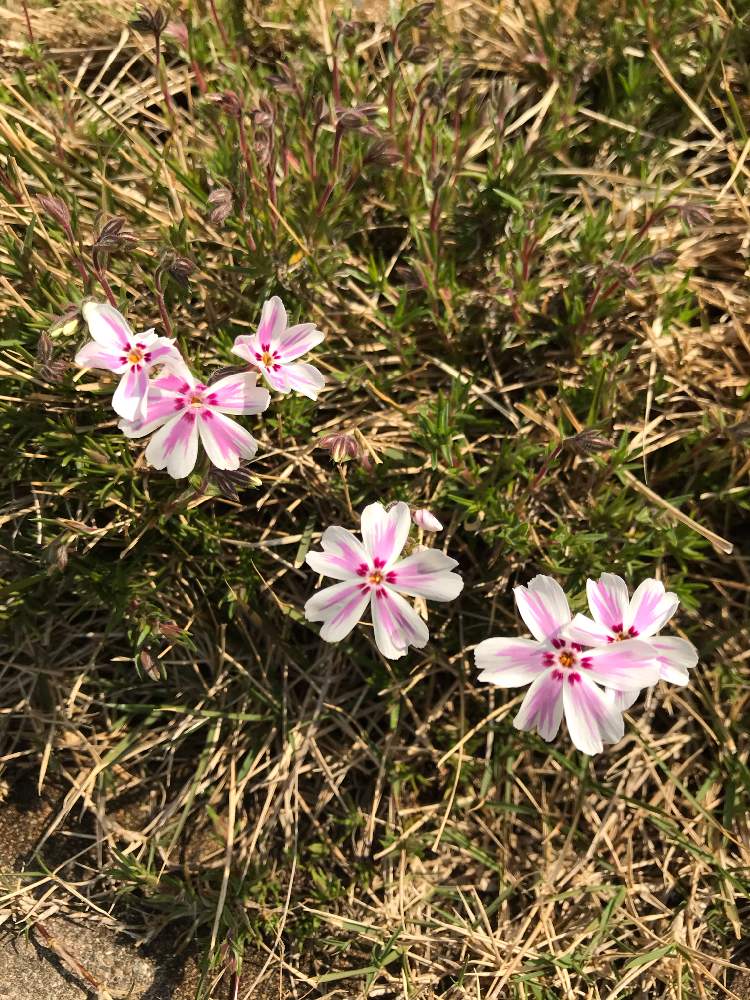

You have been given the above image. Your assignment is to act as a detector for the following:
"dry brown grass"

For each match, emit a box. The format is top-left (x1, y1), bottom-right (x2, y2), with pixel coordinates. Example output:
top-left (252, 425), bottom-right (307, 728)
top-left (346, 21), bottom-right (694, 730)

top-left (0, 1), bottom-right (749, 998)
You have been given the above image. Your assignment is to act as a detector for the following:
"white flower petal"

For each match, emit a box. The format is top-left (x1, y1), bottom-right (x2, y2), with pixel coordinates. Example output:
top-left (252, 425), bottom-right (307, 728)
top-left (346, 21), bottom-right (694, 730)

top-left (625, 579), bottom-right (679, 638)
top-left (371, 587), bottom-right (429, 659)
top-left (566, 612), bottom-right (613, 648)
top-left (514, 575), bottom-right (571, 642)
top-left (563, 674), bottom-right (624, 755)
top-left (582, 639), bottom-right (660, 691)
top-left (82, 301), bottom-right (133, 350)
top-left (360, 501), bottom-right (411, 568)
top-left (475, 636), bottom-right (548, 687)
top-left (651, 635), bottom-right (697, 685)
top-left (388, 548), bottom-right (463, 601)
top-left (586, 574), bottom-right (630, 629)
top-left (304, 580), bottom-right (371, 643)
top-left (145, 411), bottom-right (200, 479)
top-left (305, 526), bottom-right (370, 582)
top-left (512, 669), bottom-right (564, 742)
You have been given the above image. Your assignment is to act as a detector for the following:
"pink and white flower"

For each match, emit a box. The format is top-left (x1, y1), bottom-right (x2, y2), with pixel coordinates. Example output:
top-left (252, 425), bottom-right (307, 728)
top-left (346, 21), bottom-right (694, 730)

top-left (118, 365), bottom-right (270, 479)
top-left (75, 301), bottom-right (183, 421)
top-left (232, 296), bottom-right (325, 400)
top-left (475, 575), bottom-right (661, 755)
top-left (567, 573), bottom-right (698, 710)
top-left (412, 509), bottom-right (443, 532)
top-left (304, 501), bottom-right (463, 659)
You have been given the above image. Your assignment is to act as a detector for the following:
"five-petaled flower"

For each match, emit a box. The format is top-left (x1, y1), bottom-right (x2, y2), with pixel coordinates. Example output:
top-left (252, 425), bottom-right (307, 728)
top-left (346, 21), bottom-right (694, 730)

top-left (567, 573), bottom-right (698, 710)
top-left (304, 501), bottom-right (463, 659)
top-left (474, 575), bottom-right (661, 755)
top-left (75, 301), bottom-right (183, 421)
top-left (118, 363), bottom-right (270, 479)
top-left (232, 296), bottom-right (325, 400)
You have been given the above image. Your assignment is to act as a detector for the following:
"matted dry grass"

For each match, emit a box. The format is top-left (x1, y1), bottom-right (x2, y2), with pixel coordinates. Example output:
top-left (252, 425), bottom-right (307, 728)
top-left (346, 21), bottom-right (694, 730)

top-left (0, 1), bottom-right (749, 998)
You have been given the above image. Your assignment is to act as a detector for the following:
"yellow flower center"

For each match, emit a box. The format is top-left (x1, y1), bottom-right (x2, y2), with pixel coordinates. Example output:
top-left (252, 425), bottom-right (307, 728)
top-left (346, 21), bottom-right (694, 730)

top-left (127, 349), bottom-right (143, 364)
top-left (261, 351), bottom-right (274, 367)
top-left (368, 570), bottom-right (384, 585)
top-left (558, 651), bottom-right (575, 668)
top-left (189, 394), bottom-right (204, 407)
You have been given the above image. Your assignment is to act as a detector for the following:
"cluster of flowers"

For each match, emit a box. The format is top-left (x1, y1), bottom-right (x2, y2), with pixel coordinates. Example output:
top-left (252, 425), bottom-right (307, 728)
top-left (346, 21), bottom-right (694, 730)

top-left (76, 301), bottom-right (698, 756)
top-left (304, 504), bottom-right (698, 755)
top-left (74, 297), bottom-right (325, 478)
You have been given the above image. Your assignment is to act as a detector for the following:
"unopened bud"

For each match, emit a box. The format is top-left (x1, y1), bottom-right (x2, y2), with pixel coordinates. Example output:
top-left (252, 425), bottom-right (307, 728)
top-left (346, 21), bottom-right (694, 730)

top-left (364, 138), bottom-right (402, 168)
top-left (206, 91), bottom-right (243, 118)
top-left (164, 18), bottom-right (188, 47)
top-left (139, 649), bottom-right (161, 680)
top-left (396, 1), bottom-right (436, 32)
top-left (48, 304), bottom-right (80, 337)
top-left (162, 252), bottom-right (196, 288)
top-left (318, 432), bottom-right (360, 463)
top-left (206, 187), bottom-right (233, 226)
top-left (208, 465), bottom-right (262, 501)
top-left (336, 104), bottom-right (381, 130)
top-left (412, 509), bottom-right (443, 532)
top-left (37, 195), bottom-right (71, 231)
top-left (94, 217), bottom-right (137, 253)
top-left (158, 621), bottom-right (183, 640)
top-left (678, 202), bottom-right (712, 227)
top-left (563, 429), bottom-right (612, 456)
top-left (132, 5), bottom-right (169, 34)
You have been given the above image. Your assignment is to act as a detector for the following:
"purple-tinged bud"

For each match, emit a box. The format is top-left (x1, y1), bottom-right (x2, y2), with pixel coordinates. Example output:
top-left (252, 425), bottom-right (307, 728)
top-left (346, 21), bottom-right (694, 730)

top-left (412, 509), bottom-right (443, 532)
top-left (206, 187), bottom-right (233, 226)
top-left (93, 217), bottom-right (137, 253)
top-left (364, 138), bottom-right (402, 168)
top-left (164, 19), bottom-right (189, 47)
top-left (678, 202), bottom-right (712, 227)
top-left (132, 5), bottom-right (169, 35)
top-left (318, 432), bottom-right (360, 463)
top-left (563, 429), bottom-right (612, 456)
top-left (206, 91), bottom-right (243, 118)
top-left (37, 194), bottom-right (71, 231)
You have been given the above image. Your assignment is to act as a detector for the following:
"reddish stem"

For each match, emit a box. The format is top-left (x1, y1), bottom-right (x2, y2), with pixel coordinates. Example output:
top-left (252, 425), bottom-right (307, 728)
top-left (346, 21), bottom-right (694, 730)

top-left (21, 0), bottom-right (35, 45)
top-left (154, 32), bottom-right (175, 115)
top-left (208, 0), bottom-right (232, 50)
top-left (154, 270), bottom-right (174, 338)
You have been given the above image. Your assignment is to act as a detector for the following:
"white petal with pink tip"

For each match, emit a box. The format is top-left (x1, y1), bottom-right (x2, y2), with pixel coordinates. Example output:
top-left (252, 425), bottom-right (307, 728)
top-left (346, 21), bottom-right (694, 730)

top-left (304, 581), bottom-right (371, 643)
top-left (582, 640), bottom-right (660, 691)
top-left (586, 574), bottom-right (629, 629)
top-left (371, 587), bottom-right (429, 659)
top-left (563, 674), bottom-right (625, 755)
top-left (145, 412), bottom-right (199, 479)
top-left (514, 575), bottom-right (571, 643)
top-left (198, 411), bottom-right (259, 470)
top-left (305, 526), bottom-right (370, 582)
top-left (475, 637), bottom-right (548, 687)
top-left (388, 549), bottom-right (463, 601)
top-left (82, 301), bottom-right (132, 349)
top-left (513, 670), bottom-right (565, 742)
top-left (624, 579), bottom-right (679, 638)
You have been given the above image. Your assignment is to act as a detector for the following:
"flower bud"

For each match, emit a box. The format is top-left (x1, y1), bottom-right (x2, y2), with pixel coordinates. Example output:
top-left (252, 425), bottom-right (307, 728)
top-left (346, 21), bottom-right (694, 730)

top-left (412, 509), bottom-right (443, 532)
top-left (132, 5), bottom-right (169, 35)
top-left (162, 251), bottom-right (196, 287)
top-left (563, 429), bottom-right (612, 456)
top-left (206, 187), bottom-right (233, 226)
top-left (364, 138), bottom-right (402, 168)
top-left (206, 91), bottom-right (243, 118)
top-left (164, 18), bottom-right (189, 47)
top-left (318, 432), bottom-right (360, 463)
top-left (37, 194), bottom-right (71, 230)
top-left (93, 217), bottom-right (137, 253)
top-left (48, 304), bottom-right (81, 337)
